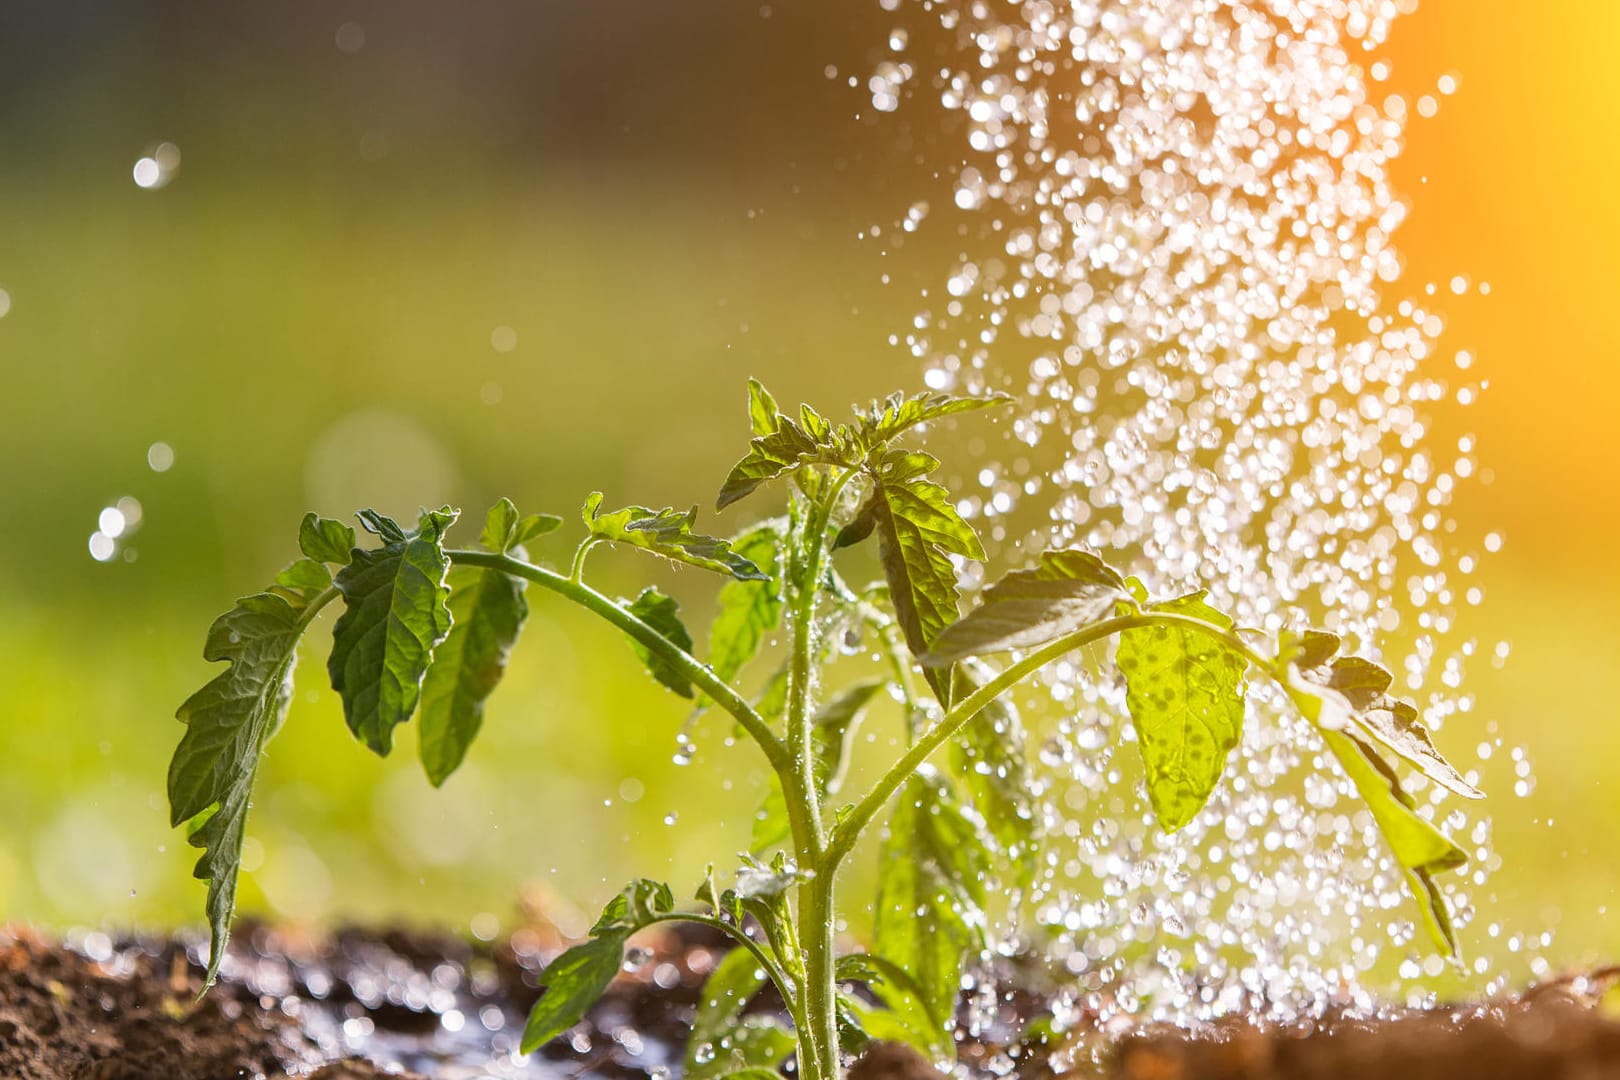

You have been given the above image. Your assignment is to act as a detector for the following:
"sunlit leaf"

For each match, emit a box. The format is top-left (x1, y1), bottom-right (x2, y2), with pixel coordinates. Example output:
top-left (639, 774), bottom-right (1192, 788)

top-left (835, 954), bottom-right (943, 1059)
top-left (326, 507), bottom-right (458, 755)
top-left (169, 554), bottom-right (335, 988)
top-left (1115, 590), bottom-right (1247, 831)
top-left (747, 378), bottom-right (781, 437)
top-left (478, 496), bottom-right (564, 555)
top-left (585, 493), bottom-right (767, 580)
top-left (950, 663), bottom-right (1039, 885)
top-left (715, 417), bottom-right (828, 510)
top-left (707, 526), bottom-right (785, 686)
top-left (873, 772), bottom-right (988, 1059)
top-left (687, 947), bottom-right (791, 1080)
top-left (856, 390), bottom-right (1012, 448)
top-left (925, 549), bottom-right (1128, 663)
top-left (627, 587), bottom-right (696, 698)
top-left (298, 513), bottom-right (355, 565)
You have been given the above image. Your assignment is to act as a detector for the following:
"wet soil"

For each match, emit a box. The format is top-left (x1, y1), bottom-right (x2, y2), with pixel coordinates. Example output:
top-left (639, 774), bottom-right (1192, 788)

top-left (1, 921), bottom-right (1617, 1079)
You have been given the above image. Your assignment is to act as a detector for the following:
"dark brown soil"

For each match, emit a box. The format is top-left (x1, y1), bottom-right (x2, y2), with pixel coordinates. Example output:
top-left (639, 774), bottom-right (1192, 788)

top-left (2, 921), bottom-right (1617, 1079)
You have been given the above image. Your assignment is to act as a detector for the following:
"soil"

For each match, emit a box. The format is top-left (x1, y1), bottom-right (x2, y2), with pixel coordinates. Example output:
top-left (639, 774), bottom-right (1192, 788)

top-left (1, 921), bottom-right (1617, 1079)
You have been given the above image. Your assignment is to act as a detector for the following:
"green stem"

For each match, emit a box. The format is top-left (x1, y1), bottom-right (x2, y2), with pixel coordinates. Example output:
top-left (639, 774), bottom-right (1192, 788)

top-left (824, 609), bottom-right (1278, 872)
top-left (785, 494), bottom-right (838, 854)
top-left (445, 548), bottom-right (789, 774)
top-left (642, 912), bottom-right (798, 1013)
top-left (796, 868), bottom-right (841, 1080)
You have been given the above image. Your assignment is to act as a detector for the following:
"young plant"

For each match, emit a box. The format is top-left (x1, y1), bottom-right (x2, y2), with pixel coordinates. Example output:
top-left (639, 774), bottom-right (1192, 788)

top-left (168, 381), bottom-right (1481, 1079)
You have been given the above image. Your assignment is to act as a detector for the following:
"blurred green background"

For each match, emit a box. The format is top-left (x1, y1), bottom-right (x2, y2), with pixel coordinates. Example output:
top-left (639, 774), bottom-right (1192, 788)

top-left (0, 0), bottom-right (1616, 984)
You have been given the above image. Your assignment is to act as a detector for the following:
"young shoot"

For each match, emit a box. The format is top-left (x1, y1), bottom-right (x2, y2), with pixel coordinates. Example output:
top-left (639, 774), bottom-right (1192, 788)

top-left (168, 380), bottom-right (1481, 1080)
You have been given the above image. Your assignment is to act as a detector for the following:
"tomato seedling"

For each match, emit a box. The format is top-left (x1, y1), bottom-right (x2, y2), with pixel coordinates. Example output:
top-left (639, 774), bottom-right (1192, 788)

top-left (169, 381), bottom-right (1479, 1079)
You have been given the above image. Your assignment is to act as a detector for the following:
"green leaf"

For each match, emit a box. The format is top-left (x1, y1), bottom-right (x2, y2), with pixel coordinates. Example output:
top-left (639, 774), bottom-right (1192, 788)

top-left (925, 549), bottom-right (1128, 664)
top-left (327, 507), bottom-right (458, 755)
top-left (856, 390), bottom-right (1012, 447)
top-left (747, 378), bottom-right (782, 437)
top-left (273, 558), bottom-right (334, 601)
top-left (872, 772), bottom-right (988, 1059)
top-left (168, 564), bottom-right (332, 988)
top-left (1115, 590), bottom-right (1247, 832)
top-left (417, 561), bottom-right (528, 786)
top-left (715, 417), bottom-right (828, 510)
top-left (626, 587), bottom-right (696, 698)
top-left (298, 513), bottom-right (355, 565)
top-left (1318, 728), bottom-right (1466, 956)
top-left (707, 526), bottom-right (785, 686)
top-left (520, 932), bottom-right (628, 1052)
top-left (835, 954), bottom-right (943, 1059)
top-left (520, 878), bottom-right (676, 1052)
top-left (687, 948), bottom-right (793, 1080)
top-left (1277, 628), bottom-right (1341, 671)
top-left (870, 466), bottom-right (985, 705)
top-left (751, 783), bottom-right (792, 855)
top-left (950, 663), bottom-right (1039, 884)
top-left (584, 493), bottom-right (768, 580)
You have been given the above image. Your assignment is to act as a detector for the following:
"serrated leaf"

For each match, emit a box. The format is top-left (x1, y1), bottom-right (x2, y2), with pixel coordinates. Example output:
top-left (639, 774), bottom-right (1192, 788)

top-left (327, 507), bottom-right (458, 755)
top-left (747, 378), bottom-right (781, 437)
top-left (707, 526), bottom-right (785, 686)
top-left (873, 772), bottom-right (988, 1059)
top-left (1116, 591), bottom-right (1247, 831)
top-left (925, 549), bottom-right (1128, 664)
top-left (626, 587), bottom-right (696, 698)
top-left (871, 472), bottom-right (985, 705)
top-left (950, 663), bottom-right (1039, 885)
top-left (168, 569), bottom-right (331, 988)
top-left (585, 493), bottom-right (767, 580)
top-left (687, 948), bottom-right (792, 1080)
top-left (1319, 728), bottom-right (1466, 956)
top-left (716, 417), bottom-right (828, 510)
top-left (856, 390), bottom-right (1013, 447)
top-left (417, 561), bottom-right (528, 786)
top-left (520, 931), bottom-right (628, 1052)
top-left (519, 877), bottom-right (679, 1052)
top-left (299, 513), bottom-right (355, 565)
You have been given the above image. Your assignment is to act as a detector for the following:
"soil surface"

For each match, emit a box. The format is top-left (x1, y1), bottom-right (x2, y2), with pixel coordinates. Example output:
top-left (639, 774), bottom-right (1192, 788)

top-left (1, 922), bottom-right (1617, 1079)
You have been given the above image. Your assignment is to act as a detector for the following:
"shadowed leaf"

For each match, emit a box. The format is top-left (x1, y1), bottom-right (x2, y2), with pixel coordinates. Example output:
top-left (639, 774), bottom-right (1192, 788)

top-left (627, 587), bottom-right (696, 698)
top-left (925, 549), bottom-right (1128, 663)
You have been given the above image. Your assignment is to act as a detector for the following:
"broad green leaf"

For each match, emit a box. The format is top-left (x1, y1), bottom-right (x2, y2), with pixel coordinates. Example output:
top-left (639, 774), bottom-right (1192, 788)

top-left (298, 513), bottom-right (355, 565)
top-left (950, 663), bottom-right (1039, 884)
top-left (707, 526), bottom-right (785, 686)
top-left (925, 549), bottom-right (1128, 663)
top-left (521, 878), bottom-right (676, 1052)
top-left (715, 417), bottom-right (827, 510)
top-left (627, 587), bottom-right (696, 698)
top-left (835, 954), bottom-right (943, 1058)
top-left (750, 679), bottom-right (886, 854)
top-left (417, 560), bottom-right (528, 786)
top-left (327, 507), bottom-right (458, 755)
top-left (871, 469), bottom-right (985, 705)
top-left (520, 931), bottom-right (629, 1051)
top-left (1319, 728), bottom-right (1466, 956)
top-left (747, 378), bottom-right (781, 437)
top-left (687, 948), bottom-right (793, 1080)
top-left (584, 493), bottom-right (768, 580)
top-left (856, 390), bottom-right (1013, 447)
top-left (873, 772), bottom-right (988, 1059)
top-left (168, 562), bottom-right (333, 987)
top-left (1116, 591), bottom-right (1247, 831)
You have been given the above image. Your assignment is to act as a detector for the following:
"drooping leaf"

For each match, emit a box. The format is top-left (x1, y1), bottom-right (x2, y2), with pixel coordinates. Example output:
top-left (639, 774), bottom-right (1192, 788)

top-left (856, 390), bottom-right (1013, 448)
top-left (417, 561), bottom-right (528, 786)
top-left (326, 507), bottom-right (458, 755)
top-left (747, 378), bottom-right (781, 437)
top-left (834, 496), bottom-right (879, 549)
top-left (298, 513), bottom-right (356, 565)
top-left (521, 878), bottom-right (676, 1052)
top-left (872, 772), bottom-right (988, 1059)
top-left (1353, 698), bottom-right (1483, 800)
top-left (626, 587), bottom-right (696, 698)
top-left (925, 549), bottom-right (1128, 663)
top-left (686, 947), bottom-right (793, 1080)
top-left (168, 562), bottom-right (334, 988)
top-left (715, 417), bottom-right (828, 510)
top-left (584, 493), bottom-right (768, 581)
top-left (870, 464), bottom-right (985, 705)
top-left (707, 526), bottom-right (785, 686)
top-left (950, 663), bottom-right (1039, 885)
top-left (1319, 728), bottom-right (1466, 957)
top-left (1115, 590), bottom-right (1247, 831)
